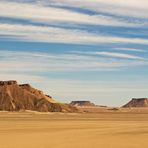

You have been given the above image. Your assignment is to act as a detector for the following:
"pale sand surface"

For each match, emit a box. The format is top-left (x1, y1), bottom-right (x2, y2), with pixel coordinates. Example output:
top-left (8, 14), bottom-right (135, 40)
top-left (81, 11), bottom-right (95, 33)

top-left (0, 112), bottom-right (148, 148)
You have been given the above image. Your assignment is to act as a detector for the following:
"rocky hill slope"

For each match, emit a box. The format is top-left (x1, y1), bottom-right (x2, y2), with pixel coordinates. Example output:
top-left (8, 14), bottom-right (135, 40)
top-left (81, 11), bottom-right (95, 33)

top-left (0, 80), bottom-right (77, 112)
top-left (123, 98), bottom-right (148, 108)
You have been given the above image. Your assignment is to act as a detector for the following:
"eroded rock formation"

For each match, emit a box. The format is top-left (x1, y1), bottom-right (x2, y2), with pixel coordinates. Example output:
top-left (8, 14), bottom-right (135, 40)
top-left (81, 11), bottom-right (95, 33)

top-left (70, 101), bottom-right (96, 107)
top-left (123, 98), bottom-right (148, 108)
top-left (0, 80), bottom-right (77, 112)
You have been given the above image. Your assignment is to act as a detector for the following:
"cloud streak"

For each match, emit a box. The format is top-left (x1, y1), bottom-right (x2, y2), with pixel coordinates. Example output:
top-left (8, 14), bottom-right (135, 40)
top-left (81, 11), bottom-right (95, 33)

top-left (50, 0), bottom-right (148, 19)
top-left (114, 48), bottom-right (146, 52)
top-left (0, 1), bottom-right (146, 28)
top-left (0, 1), bottom-right (148, 46)
top-left (1, 23), bottom-right (148, 45)
top-left (0, 50), bottom-right (146, 73)
top-left (95, 52), bottom-right (144, 60)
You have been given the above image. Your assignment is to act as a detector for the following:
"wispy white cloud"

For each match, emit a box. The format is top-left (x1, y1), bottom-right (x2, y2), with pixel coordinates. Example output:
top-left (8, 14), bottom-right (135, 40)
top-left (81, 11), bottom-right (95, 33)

top-left (114, 48), bottom-right (146, 52)
top-left (50, 0), bottom-right (148, 19)
top-left (71, 50), bottom-right (145, 60)
top-left (0, 1), bottom-right (148, 46)
top-left (95, 52), bottom-right (144, 60)
top-left (0, 1), bottom-right (145, 28)
top-left (0, 50), bottom-right (146, 73)
top-left (1, 23), bottom-right (148, 45)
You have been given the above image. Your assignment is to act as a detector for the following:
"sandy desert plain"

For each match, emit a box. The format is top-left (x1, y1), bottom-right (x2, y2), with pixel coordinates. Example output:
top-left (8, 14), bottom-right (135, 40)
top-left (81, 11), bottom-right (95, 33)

top-left (0, 109), bottom-right (148, 148)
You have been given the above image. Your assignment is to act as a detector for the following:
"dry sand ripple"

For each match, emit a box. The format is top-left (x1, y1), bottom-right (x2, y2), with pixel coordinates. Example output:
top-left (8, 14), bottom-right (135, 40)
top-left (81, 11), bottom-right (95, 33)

top-left (0, 112), bottom-right (148, 148)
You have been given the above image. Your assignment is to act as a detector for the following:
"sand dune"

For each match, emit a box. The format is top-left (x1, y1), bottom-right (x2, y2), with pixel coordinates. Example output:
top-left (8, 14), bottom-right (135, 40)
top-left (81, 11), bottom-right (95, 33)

top-left (0, 112), bottom-right (148, 148)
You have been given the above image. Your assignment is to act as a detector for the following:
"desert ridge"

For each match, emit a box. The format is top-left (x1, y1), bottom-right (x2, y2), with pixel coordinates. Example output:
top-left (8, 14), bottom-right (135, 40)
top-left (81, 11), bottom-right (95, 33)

top-left (0, 80), bottom-right (148, 113)
top-left (0, 80), bottom-right (77, 112)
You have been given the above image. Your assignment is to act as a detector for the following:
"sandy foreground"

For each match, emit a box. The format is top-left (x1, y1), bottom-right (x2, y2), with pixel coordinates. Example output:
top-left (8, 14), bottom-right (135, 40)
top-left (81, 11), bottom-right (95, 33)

top-left (0, 111), bottom-right (148, 148)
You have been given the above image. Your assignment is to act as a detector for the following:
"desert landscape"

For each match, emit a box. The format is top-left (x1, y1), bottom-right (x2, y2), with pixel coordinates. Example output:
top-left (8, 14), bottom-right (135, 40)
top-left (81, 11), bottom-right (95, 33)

top-left (1, 0), bottom-right (148, 147)
top-left (0, 80), bottom-right (148, 148)
top-left (0, 111), bottom-right (148, 148)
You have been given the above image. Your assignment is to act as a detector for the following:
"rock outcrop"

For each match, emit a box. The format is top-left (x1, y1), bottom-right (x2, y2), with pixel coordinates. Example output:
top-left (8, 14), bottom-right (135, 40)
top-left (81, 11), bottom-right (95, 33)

top-left (70, 101), bottom-right (96, 107)
top-left (0, 80), bottom-right (77, 112)
top-left (123, 98), bottom-right (148, 108)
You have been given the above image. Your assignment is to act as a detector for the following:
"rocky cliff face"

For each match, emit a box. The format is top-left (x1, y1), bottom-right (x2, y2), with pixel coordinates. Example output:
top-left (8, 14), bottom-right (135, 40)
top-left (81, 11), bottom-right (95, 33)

top-left (0, 80), bottom-right (77, 112)
top-left (19, 84), bottom-right (56, 103)
top-left (70, 101), bottom-right (96, 107)
top-left (123, 98), bottom-right (148, 108)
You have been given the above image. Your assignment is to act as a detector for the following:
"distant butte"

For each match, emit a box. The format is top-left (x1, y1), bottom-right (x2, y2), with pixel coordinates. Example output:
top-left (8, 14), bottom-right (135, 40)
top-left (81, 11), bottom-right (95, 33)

top-left (70, 101), bottom-right (96, 107)
top-left (123, 98), bottom-right (148, 108)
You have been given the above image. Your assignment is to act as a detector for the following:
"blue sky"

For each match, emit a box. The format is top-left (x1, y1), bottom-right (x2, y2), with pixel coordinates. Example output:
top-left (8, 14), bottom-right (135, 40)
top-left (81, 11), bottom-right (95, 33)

top-left (0, 0), bottom-right (148, 106)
